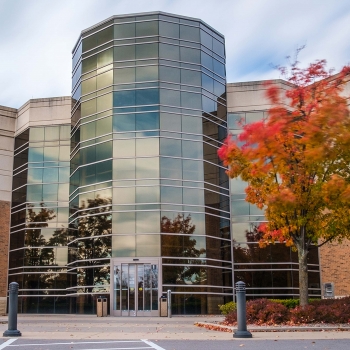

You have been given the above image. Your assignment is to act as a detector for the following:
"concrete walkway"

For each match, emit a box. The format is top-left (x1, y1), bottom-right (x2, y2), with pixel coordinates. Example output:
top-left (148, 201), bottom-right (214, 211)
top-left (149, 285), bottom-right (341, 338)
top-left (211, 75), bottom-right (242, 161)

top-left (0, 314), bottom-right (350, 341)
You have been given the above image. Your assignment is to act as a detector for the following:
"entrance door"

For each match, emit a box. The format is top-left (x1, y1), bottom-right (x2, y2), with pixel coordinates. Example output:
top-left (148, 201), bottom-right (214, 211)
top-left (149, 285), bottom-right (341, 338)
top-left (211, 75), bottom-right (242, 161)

top-left (111, 259), bottom-right (159, 316)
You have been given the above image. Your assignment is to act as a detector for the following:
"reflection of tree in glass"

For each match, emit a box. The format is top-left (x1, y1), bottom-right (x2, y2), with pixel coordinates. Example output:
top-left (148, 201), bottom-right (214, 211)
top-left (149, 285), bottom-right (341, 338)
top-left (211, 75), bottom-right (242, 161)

top-left (24, 203), bottom-right (56, 265)
top-left (69, 196), bottom-right (112, 289)
top-left (161, 214), bottom-right (206, 284)
top-left (233, 225), bottom-right (293, 291)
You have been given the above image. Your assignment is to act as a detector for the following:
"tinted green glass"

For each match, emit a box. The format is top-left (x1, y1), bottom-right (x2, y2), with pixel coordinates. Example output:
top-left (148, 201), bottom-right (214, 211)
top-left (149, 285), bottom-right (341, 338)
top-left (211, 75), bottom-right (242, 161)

top-left (159, 21), bottom-right (179, 38)
top-left (43, 183), bottom-right (58, 201)
top-left (180, 47), bottom-right (200, 64)
top-left (82, 55), bottom-right (97, 74)
top-left (136, 234), bottom-right (160, 256)
top-left (30, 128), bottom-right (45, 142)
top-left (136, 138), bottom-right (159, 156)
top-left (135, 112), bottom-right (159, 130)
top-left (114, 67), bottom-right (135, 84)
top-left (181, 69), bottom-right (201, 86)
top-left (81, 76), bottom-right (96, 95)
top-left (96, 26), bottom-right (113, 46)
top-left (97, 70), bottom-right (113, 89)
top-left (159, 43), bottom-right (179, 60)
top-left (136, 21), bottom-right (158, 36)
top-left (81, 99), bottom-right (97, 117)
top-left (80, 121), bottom-right (96, 141)
top-left (43, 167), bottom-right (58, 183)
top-left (136, 157), bottom-right (159, 178)
top-left (97, 48), bottom-right (113, 68)
top-left (160, 89), bottom-right (180, 106)
top-left (136, 66), bottom-right (158, 81)
top-left (114, 23), bottom-right (136, 39)
top-left (114, 45), bottom-right (135, 61)
top-left (82, 34), bottom-right (96, 52)
top-left (136, 185), bottom-right (159, 203)
top-left (180, 25), bottom-right (200, 41)
top-left (113, 234), bottom-right (135, 256)
top-left (113, 158), bottom-right (135, 179)
top-left (96, 141), bottom-right (112, 160)
top-left (113, 113), bottom-right (136, 132)
top-left (181, 91), bottom-right (201, 109)
top-left (136, 212), bottom-right (160, 233)
top-left (96, 160), bottom-right (112, 182)
top-left (96, 116), bottom-right (112, 136)
top-left (136, 43), bottom-right (158, 59)
top-left (81, 145), bottom-right (96, 164)
top-left (28, 148), bottom-right (44, 162)
top-left (113, 90), bottom-right (136, 107)
top-left (80, 163), bottom-right (96, 186)
top-left (160, 138), bottom-right (181, 157)
top-left (161, 185), bottom-right (182, 203)
top-left (97, 93), bottom-right (112, 112)
top-left (160, 157), bottom-right (182, 179)
top-left (136, 89), bottom-right (159, 105)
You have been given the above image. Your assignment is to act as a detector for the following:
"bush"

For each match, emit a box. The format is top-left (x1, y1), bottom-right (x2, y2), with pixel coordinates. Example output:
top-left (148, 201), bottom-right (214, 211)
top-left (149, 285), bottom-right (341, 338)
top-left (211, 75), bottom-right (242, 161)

top-left (219, 301), bottom-right (236, 315)
top-left (223, 297), bottom-right (350, 325)
top-left (270, 299), bottom-right (299, 309)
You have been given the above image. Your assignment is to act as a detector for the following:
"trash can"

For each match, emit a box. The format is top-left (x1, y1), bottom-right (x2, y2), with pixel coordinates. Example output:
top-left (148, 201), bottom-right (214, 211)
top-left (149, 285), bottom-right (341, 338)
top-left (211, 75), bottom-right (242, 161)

top-left (97, 297), bottom-right (108, 317)
top-left (159, 295), bottom-right (167, 317)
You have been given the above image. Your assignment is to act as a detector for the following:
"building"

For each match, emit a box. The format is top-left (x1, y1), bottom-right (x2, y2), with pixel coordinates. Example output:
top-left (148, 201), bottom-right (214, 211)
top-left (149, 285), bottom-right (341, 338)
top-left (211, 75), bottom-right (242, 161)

top-left (0, 11), bottom-right (348, 316)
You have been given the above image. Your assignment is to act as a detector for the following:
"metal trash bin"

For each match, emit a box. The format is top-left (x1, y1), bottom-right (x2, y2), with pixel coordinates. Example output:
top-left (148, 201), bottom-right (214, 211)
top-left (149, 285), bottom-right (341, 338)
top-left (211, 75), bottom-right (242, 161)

top-left (97, 297), bottom-right (108, 317)
top-left (159, 295), bottom-right (167, 317)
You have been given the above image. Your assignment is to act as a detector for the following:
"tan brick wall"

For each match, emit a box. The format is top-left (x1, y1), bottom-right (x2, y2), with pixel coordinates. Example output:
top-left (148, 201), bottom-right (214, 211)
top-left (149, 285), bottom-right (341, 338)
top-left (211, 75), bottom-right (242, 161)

top-left (319, 239), bottom-right (350, 297)
top-left (0, 200), bottom-right (10, 298)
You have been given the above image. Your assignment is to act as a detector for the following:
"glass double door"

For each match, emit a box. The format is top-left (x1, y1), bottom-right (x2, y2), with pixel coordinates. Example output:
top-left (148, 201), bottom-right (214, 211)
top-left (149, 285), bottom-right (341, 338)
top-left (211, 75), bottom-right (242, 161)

top-left (111, 259), bottom-right (159, 316)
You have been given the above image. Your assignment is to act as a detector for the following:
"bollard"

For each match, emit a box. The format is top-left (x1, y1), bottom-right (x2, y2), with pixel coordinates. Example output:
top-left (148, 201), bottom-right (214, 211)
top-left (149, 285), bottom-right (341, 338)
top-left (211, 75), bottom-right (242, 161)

top-left (3, 282), bottom-right (21, 337)
top-left (167, 289), bottom-right (172, 318)
top-left (233, 281), bottom-right (252, 338)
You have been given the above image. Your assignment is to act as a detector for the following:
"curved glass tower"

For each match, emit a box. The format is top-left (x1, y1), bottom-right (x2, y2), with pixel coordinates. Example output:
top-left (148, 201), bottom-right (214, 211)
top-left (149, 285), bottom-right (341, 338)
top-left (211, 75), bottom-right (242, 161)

top-left (70, 12), bottom-right (231, 315)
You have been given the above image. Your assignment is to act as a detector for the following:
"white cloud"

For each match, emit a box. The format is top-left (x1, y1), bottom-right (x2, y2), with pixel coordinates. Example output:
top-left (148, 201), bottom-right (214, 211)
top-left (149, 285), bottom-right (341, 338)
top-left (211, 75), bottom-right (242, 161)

top-left (0, 0), bottom-right (349, 107)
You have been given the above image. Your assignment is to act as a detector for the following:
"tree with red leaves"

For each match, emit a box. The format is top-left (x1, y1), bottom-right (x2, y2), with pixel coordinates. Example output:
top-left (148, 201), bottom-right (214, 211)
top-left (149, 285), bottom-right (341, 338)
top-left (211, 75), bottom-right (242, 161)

top-left (219, 59), bottom-right (350, 307)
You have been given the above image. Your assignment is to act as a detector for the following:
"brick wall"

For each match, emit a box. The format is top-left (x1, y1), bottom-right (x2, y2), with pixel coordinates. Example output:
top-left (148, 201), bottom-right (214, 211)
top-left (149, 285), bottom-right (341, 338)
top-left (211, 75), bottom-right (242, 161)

top-left (319, 239), bottom-right (350, 297)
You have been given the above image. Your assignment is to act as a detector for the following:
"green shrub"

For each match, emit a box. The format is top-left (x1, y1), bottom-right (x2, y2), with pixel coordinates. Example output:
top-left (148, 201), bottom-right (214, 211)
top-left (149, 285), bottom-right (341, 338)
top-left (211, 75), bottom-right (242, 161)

top-left (270, 299), bottom-right (299, 309)
top-left (219, 301), bottom-right (236, 315)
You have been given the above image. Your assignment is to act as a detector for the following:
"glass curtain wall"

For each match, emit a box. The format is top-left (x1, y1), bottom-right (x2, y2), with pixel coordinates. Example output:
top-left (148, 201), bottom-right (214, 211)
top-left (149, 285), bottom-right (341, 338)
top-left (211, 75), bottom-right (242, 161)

top-left (9, 125), bottom-right (70, 313)
top-left (228, 111), bottom-right (321, 298)
top-left (70, 12), bottom-right (232, 314)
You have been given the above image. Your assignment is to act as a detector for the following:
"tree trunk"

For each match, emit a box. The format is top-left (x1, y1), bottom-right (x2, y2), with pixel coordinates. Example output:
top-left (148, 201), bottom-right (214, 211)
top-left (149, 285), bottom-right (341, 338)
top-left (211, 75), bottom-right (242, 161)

top-left (297, 246), bottom-right (309, 307)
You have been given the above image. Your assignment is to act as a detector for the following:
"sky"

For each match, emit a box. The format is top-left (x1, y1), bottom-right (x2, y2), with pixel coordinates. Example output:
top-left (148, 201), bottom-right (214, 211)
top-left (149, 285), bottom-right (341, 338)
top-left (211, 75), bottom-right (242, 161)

top-left (1, 0), bottom-right (350, 108)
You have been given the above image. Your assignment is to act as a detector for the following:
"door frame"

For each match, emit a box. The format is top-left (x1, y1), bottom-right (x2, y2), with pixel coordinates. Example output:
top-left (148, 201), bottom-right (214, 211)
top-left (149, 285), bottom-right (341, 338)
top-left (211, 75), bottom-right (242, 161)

top-left (110, 257), bottom-right (162, 316)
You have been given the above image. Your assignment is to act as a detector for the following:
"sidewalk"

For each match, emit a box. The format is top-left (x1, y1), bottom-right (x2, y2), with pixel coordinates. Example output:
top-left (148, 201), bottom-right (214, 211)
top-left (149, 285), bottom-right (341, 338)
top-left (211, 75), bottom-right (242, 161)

top-left (1, 314), bottom-right (350, 341)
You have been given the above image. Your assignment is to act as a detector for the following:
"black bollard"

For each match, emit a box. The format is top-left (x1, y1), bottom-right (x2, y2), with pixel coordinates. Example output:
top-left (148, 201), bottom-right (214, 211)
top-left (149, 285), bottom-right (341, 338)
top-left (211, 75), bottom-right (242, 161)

top-left (3, 282), bottom-right (21, 337)
top-left (233, 281), bottom-right (252, 338)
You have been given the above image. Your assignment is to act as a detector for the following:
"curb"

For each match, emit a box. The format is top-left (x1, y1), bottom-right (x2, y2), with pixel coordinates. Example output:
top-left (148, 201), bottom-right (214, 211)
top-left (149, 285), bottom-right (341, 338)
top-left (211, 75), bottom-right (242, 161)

top-left (195, 322), bottom-right (350, 332)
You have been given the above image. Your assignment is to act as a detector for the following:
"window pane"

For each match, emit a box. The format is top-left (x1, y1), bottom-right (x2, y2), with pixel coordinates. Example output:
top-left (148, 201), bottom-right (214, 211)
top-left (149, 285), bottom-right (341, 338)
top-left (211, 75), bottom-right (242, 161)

top-left (180, 25), bottom-right (200, 41)
top-left (183, 188), bottom-right (204, 205)
top-left (44, 147), bottom-right (59, 162)
top-left (159, 43), bottom-right (179, 60)
top-left (136, 43), bottom-right (158, 59)
top-left (80, 121), bottom-right (96, 141)
top-left (180, 47), bottom-right (200, 64)
top-left (82, 76), bottom-right (96, 95)
top-left (160, 89), bottom-right (180, 106)
top-left (182, 116), bottom-right (202, 134)
top-left (114, 67), bottom-right (135, 84)
top-left (28, 168), bottom-right (42, 183)
top-left (113, 139), bottom-right (135, 157)
top-left (113, 114), bottom-right (135, 132)
top-left (136, 212), bottom-right (160, 233)
top-left (97, 26), bottom-right (113, 46)
top-left (136, 234), bottom-right (160, 256)
top-left (183, 159), bottom-right (203, 181)
top-left (96, 141), bottom-right (112, 160)
top-left (201, 30), bottom-right (212, 50)
top-left (182, 140), bottom-right (203, 159)
top-left (81, 99), bottom-right (96, 117)
top-left (181, 69), bottom-right (201, 86)
top-left (45, 127), bottom-right (59, 140)
top-left (213, 38), bottom-right (225, 57)
top-left (161, 185), bottom-right (182, 203)
top-left (96, 116), bottom-right (112, 136)
top-left (28, 148), bottom-right (44, 162)
top-left (136, 186), bottom-right (159, 203)
top-left (96, 160), bottom-right (112, 182)
top-left (201, 51), bottom-right (213, 70)
top-left (113, 187), bottom-right (135, 204)
top-left (136, 89), bottom-right (159, 105)
top-left (136, 138), bottom-right (159, 156)
top-left (159, 21), bottom-right (179, 38)
top-left (30, 128), bottom-right (44, 142)
top-left (136, 66), bottom-right (158, 82)
top-left (113, 158), bottom-right (135, 179)
top-left (136, 21), bottom-right (158, 36)
top-left (160, 138), bottom-right (181, 157)
top-left (213, 59), bottom-right (225, 77)
top-left (135, 112), bottom-right (159, 130)
top-left (82, 55), bottom-right (97, 74)
top-left (43, 167), bottom-right (58, 183)
top-left (97, 93), bottom-right (112, 112)
top-left (160, 112), bottom-right (181, 131)
top-left (181, 91), bottom-right (201, 109)
top-left (97, 70), bottom-right (113, 90)
top-left (113, 90), bottom-right (136, 107)
top-left (160, 157), bottom-right (182, 179)
top-left (27, 184), bottom-right (42, 202)
top-left (112, 234), bottom-right (135, 256)
top-left (159, 66), bottom-right (180, 83)
top-left (136, 157), bottom-right (159, 178)
top-left (114, 23), bottom-right (136, 39)
top-left (114, 45), bottom-right (135, 61)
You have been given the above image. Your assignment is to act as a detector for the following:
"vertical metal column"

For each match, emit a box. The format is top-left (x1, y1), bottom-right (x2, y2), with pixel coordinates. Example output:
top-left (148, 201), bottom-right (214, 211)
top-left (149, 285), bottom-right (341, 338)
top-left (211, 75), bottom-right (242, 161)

top-left (233, 281), bottom-right (252, 338)
top-left (3, 282), bottom-right (21, 337)
top-left (167, 289), bottom-right (172, 318)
